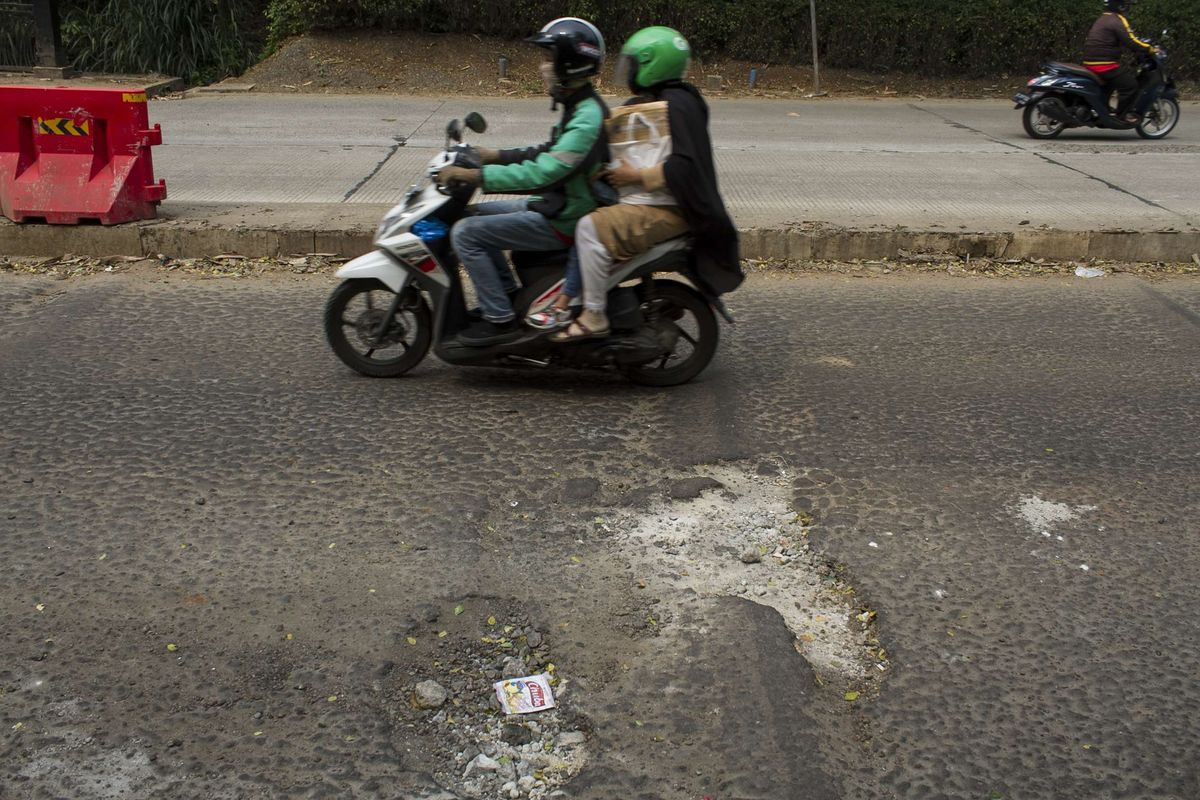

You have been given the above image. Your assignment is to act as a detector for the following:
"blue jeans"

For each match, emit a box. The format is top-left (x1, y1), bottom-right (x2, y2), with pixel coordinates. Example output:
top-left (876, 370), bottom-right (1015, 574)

top-left (563, 247), bottom-right (581, 298)
top-left (450, 199), bottom-right (567, 323)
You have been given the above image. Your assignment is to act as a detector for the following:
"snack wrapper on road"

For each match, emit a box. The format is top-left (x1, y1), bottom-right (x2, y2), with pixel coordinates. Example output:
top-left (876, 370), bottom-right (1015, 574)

top-left (493, 674), bottom-right (556, 714)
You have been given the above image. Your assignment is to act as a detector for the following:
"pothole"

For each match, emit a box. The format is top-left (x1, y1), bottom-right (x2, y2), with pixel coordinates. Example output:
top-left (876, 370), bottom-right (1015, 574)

top-left (391, 601), bottom-right (590, 800)
top-left (606, 461), bottom-right (884, 682)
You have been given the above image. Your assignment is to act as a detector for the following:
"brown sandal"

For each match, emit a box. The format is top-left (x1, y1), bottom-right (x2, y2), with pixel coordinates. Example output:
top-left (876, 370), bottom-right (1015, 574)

top-left (550, 317), bottom-right (610, 343)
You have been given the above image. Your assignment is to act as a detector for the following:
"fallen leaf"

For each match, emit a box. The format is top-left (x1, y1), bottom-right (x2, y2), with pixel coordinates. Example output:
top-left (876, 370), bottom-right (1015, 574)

top-left (12, 722), bottom-right (24, 730)
top-left (487, 616), bottom-right (497, 626)
top-left (166, 643), bottom-right (178, 652)
top-left (406, 636), bottom-right (417, 645)
top-left (35, 604), bottom-right (45, 612)
top-left (569, 555), bottom-right (583, 563)
top-left (438, 630), bottom-right (448, 638)
top-left (634, 720), bottom-right (644, 727)
top-left (328, 543), bottom-right (336, 549)
top-left (454, 604), bottom-right (465, 616)
top-left (799, 633), bottom-right (816, 642)
top-left (368, 588), bottom-right (376, 594)
top-left (844, 691), bottom-right (860, 701)
top-left (285, 633), bottom-right (294, 641)
top-left (327, 695), bottom-right (338, 702)
top-left (253, 731), bottom-right (264, 736)
top-left (98, 553), bottom-right (107, 561)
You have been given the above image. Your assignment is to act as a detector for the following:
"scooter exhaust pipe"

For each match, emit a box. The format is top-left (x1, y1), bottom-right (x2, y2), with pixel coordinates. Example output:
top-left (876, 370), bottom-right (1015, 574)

top-left (1037, 96), bottom-right (1077, 125)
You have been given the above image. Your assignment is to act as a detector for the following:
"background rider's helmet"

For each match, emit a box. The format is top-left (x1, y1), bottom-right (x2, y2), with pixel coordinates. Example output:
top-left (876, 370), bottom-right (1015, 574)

top-left (1104, 0), bottom-right (1131, 12)
top-left (526, 17), bottom-right (605, 86)
top-left (615, 26), bottom-right (692, 93)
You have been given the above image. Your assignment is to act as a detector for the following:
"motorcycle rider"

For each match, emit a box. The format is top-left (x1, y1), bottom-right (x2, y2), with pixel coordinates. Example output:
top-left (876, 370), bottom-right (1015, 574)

top-left (1082, 0), bottom-right (1162, 123)
top-left (549, 26), bottom-right (741, 342)
top-left (437, 17), bottom-right (608, 346)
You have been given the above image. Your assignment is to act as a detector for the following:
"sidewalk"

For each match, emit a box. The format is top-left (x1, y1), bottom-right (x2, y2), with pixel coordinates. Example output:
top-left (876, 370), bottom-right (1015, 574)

top-left (3, 96), bottom-right (1199, 261)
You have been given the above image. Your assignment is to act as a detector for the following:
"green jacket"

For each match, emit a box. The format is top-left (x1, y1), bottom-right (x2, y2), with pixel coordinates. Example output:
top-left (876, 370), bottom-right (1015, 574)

top-left (481, 87), bottom-right (608, 236)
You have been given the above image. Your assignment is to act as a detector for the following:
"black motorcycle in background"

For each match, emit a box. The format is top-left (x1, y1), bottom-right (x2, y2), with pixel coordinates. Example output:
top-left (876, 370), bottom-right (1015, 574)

top-left (1013, 33), bottom-right (1180, 140)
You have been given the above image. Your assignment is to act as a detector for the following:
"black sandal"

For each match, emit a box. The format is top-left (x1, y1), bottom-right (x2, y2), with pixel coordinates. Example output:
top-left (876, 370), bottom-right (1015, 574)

top-left (549, 317), bottom-right (610, 343)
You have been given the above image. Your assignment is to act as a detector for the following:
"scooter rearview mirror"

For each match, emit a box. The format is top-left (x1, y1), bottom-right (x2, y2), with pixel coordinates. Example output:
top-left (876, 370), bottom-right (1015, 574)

top-left (446, 119), bottom-right (463, 143)
top-left (465, 112), bottom-right (487, 133)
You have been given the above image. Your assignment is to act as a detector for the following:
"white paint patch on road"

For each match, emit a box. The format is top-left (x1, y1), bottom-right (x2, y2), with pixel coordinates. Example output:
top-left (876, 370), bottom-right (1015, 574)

top-left (1014, 495), bottom-right (1097, 534)
top-left (815, 356), bottom-right (856, 368)
top-left (612, 464), bottom-right (878, 681)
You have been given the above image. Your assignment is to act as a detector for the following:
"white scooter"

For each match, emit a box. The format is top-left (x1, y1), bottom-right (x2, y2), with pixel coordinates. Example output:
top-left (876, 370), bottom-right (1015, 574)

top-left (323, 112), bottom-right (724, 386)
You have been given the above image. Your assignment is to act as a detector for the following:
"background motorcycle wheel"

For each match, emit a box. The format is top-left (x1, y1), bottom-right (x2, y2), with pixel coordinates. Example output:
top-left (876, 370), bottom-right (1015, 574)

top-left (621, 280), bottom-right (719, 387)
top-left (1022, 98), bottom-right (1066, 139)
top-left (1137, 98), bottom-right (1180, 139)
top-left (324, 279), bottom-right (432, 377)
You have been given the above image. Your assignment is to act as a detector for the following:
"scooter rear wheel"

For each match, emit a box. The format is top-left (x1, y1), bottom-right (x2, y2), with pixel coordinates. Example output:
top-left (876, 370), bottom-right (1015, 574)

top-left (1022, 99), bottom-right (1066, 139)
top-left (621, 281), bottom-right (719, 387)
top-left (1137, 98), bottom-right (1180, 139)
top-left (324, 279), bottom-right (432, 378)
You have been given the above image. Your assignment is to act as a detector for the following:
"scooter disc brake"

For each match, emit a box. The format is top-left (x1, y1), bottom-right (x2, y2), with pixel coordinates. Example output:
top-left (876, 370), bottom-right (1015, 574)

top-left (354, 309), bottom-right (407, 348)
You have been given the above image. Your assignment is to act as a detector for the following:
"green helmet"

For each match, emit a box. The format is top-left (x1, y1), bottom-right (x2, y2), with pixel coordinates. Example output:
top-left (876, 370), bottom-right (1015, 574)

top-left (616, 26), bottom-right (691, 92)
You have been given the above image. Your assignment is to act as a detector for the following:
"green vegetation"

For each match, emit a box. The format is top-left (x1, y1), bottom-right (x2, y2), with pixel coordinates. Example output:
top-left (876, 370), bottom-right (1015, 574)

top-left (60, 0), bottom-right (265, 83)
top-left (263, 0), bottom-right (1195, 78)
top-left (50, 0), bottom-right (1197, 84)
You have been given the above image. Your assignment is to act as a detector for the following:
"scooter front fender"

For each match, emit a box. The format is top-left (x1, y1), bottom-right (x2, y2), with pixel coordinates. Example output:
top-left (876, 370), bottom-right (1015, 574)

top-left (335, 251), bottom-right (410, 293)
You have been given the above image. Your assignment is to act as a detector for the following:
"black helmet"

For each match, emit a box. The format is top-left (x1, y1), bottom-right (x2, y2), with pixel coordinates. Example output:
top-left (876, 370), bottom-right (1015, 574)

top-left (527, 17), bottom-right (605, 84)
top-left (1104, 0), bottom-right (1130, 12)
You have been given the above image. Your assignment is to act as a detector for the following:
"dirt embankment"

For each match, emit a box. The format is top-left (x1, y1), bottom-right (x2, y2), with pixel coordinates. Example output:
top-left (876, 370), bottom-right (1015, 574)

top-left (235, 31), bottom-right (1040, 100)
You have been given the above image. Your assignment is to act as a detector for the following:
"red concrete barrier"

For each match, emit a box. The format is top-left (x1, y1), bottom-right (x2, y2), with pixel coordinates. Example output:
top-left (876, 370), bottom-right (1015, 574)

top-left (0, 86), bottom-right (166, 224)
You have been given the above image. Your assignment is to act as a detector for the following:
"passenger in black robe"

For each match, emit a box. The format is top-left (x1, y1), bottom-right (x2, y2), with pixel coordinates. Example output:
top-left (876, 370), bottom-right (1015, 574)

top-left (635, 80), bottom-right (743, 296)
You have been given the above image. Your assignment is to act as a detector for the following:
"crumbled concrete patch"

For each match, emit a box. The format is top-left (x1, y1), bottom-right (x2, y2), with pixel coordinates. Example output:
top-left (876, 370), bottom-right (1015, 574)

top-left (1014, 495), bottom-right (1098, 534)
top-left (608, 462), bottom-right (882, 682)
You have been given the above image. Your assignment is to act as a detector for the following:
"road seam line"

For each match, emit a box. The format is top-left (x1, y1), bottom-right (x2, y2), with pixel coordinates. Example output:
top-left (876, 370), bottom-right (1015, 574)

top-left (909, 103), bottom-right (1188, 217)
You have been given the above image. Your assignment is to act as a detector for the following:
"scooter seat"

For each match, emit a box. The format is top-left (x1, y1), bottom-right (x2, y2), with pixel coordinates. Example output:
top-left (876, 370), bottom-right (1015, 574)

top-left (622, 236), bottom-right (691, 270)
top-left (1048, 62), bottom-right (1100, 81)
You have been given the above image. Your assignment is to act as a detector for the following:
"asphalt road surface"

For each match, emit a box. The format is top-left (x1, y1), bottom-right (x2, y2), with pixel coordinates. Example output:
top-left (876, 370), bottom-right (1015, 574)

top-left (150, 96), bottom-right (1200, 232)
top-left (2, 269), bottom-right (1199, 799)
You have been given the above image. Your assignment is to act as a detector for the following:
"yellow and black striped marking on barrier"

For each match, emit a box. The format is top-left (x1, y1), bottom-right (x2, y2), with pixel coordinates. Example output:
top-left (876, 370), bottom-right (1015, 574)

top-left (36, 117), bottom-right (91, 136)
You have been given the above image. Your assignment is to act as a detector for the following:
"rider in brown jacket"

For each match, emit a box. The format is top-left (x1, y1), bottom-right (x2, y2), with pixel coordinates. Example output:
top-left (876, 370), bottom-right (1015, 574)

top-left (1082, 0), bottom-right (1161, 122)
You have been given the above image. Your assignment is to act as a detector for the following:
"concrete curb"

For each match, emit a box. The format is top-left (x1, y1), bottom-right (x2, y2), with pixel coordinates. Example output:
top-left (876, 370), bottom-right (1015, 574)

top-left (2, 217), bottom-right (1199, 264)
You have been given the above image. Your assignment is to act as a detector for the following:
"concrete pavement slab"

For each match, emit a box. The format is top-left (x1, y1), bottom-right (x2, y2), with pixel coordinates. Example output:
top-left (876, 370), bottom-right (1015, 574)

top-left (5, 96), bottom-right (1200, 260)
top-left (142, 96), bottom-right (1200, 231)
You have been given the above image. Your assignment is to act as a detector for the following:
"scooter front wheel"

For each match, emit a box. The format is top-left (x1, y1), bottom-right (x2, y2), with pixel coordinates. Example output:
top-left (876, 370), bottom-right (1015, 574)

top-left (1137, 98), bottom-right (1180, 139)
top-left (1022, 99), bottom-right (1066, 139)
top-left (324, 279), bottom-right (432, 378)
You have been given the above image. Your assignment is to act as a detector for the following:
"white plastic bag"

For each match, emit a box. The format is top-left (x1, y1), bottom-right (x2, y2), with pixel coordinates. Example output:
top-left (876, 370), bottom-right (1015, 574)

top-left (607, 101), bottom-right (674, 206)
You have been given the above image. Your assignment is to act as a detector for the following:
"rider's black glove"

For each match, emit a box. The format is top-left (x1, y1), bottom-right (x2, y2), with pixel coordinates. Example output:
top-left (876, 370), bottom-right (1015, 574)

top-left (439, 166), bottom-right (481, 187)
